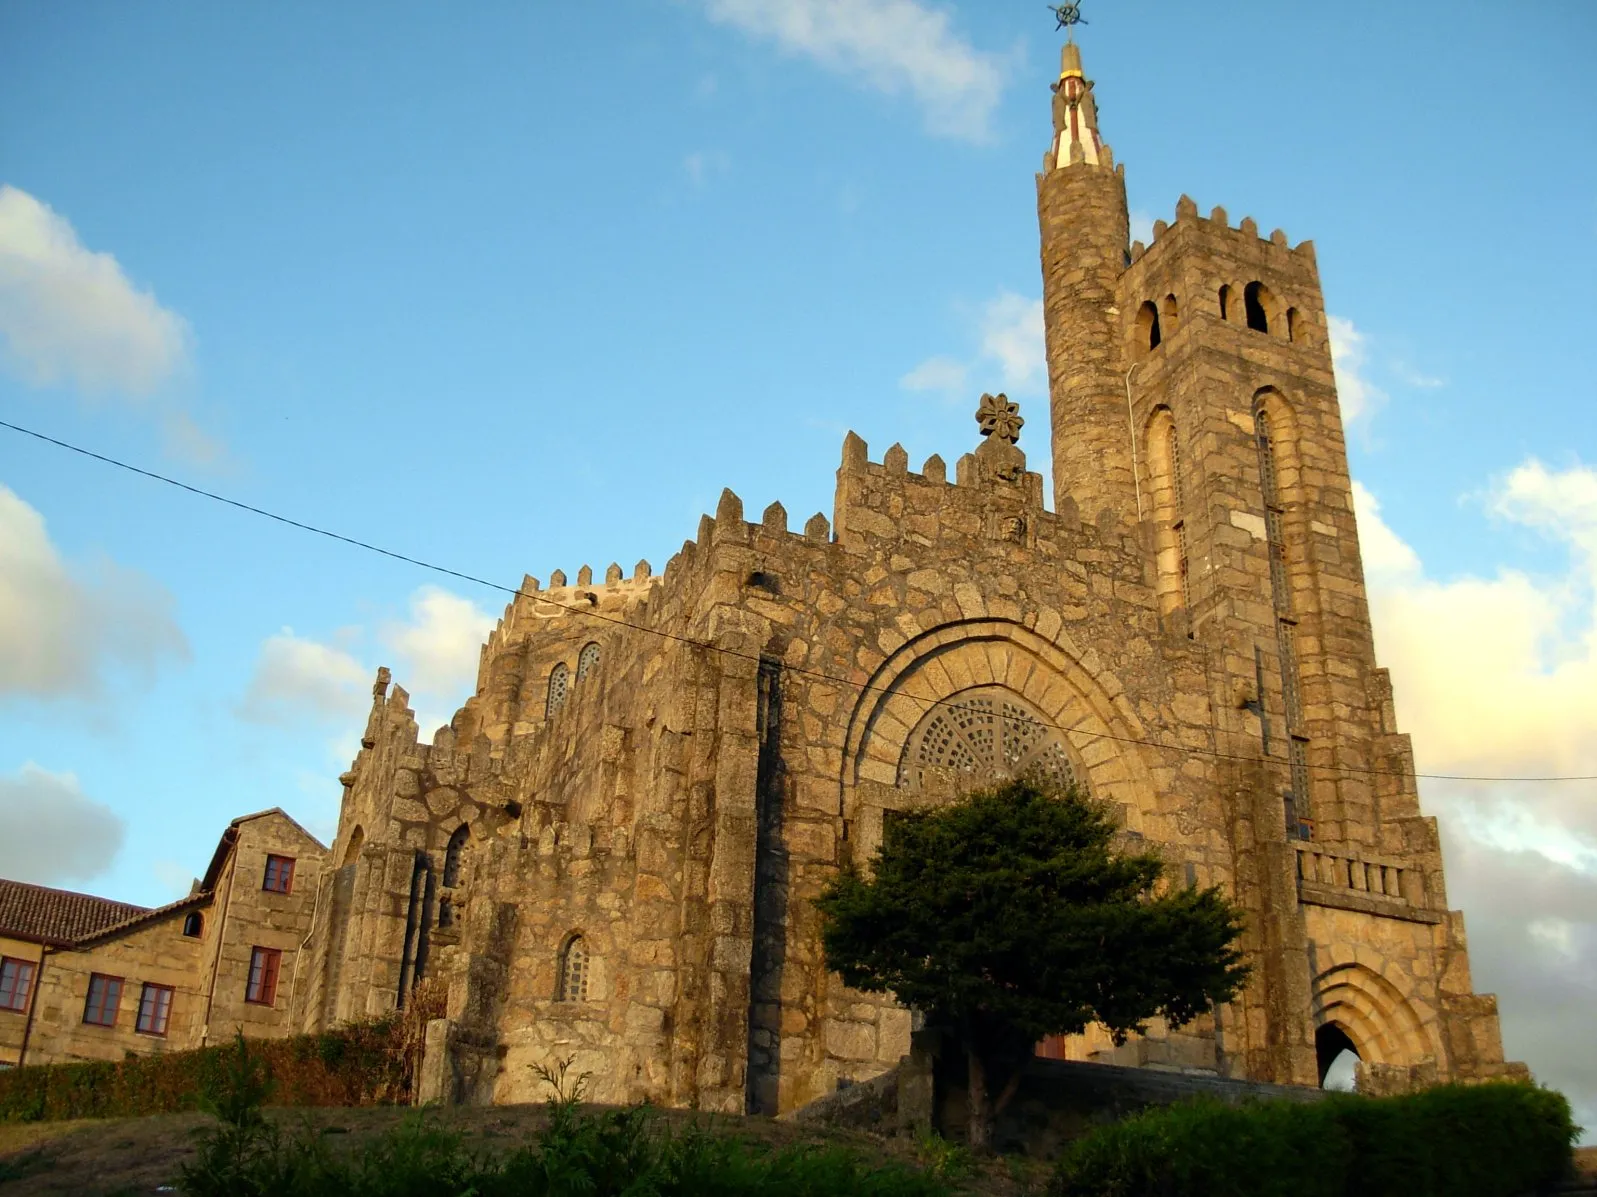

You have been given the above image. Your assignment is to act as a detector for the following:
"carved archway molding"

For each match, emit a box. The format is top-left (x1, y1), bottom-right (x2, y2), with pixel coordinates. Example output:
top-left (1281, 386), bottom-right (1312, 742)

top-left (838, 617), bottom-right (1161, 826)
top-left (1311, 951), bottom-right (1440, 1069)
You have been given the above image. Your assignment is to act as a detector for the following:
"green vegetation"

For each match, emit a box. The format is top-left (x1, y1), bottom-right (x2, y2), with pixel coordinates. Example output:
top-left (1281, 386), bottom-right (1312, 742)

top-left (816, 778), bottom-right (1248, 1149)
top-left (0, 1018), bottom-right (413, 1123)
top-left (176, 1039), bottom-right (957, 1197)
top-left (1051, 1081), bottom-right (1579, 1197)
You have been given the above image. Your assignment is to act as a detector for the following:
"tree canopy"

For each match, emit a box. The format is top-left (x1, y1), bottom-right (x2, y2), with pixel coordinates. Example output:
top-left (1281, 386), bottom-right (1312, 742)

top-left (815, 778), bottom-right (1250, 1147)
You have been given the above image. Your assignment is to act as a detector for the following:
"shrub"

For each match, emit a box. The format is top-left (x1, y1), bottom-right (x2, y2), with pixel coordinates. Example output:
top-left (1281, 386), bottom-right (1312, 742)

top-left (0, 1017), bottom-right (413, 1123)
top-left (1050, 1081), bottom-right (1578, 1197)
top-left (177, 1074), bottom-right (956, 1197)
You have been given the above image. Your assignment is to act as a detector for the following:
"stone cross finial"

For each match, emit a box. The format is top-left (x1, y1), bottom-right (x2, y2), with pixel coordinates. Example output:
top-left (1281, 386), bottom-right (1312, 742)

top-left (976, 393), bottom-right (1024, 445)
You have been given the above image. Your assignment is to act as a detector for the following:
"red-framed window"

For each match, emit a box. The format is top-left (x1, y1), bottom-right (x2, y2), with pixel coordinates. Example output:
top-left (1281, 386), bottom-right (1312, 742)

top-left (135, 983), bottom-right (174, 1036)
top-left (0, 958), bottom-right (35, 1012)
top-left (262, 854), bottom-right (296, 895)
top-left (245, 947), bottom-right (281, 1006)
top-left (83, 973), bottom-right (123, 1027)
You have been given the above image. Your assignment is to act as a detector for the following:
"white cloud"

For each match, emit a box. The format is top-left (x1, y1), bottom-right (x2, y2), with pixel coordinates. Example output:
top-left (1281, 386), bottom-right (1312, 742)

top-left (0, 763), bottom-right (126, 886)
top-left (699, 0), bottom-right (1006, 142)
top-left (1327, 314), bottom-right (1386, 425)
top-left (379, 586), bottom-right (497, 730)
top-left (683, 149), bottom-right (731, 187)
top-left (1356, 463), bottom-right (1597, 1130)
top-left (1392, 362), bottom-right (1445, 389)
top-left (901, 289), bottom-right (1045, 401)
top-left (240, 628), bottom-right (371, 726)
top-left (0, 483), bottom-right (188, 701)
top-left (1357, 464), bottom-right (1597, 833)
top-left (0, 186), bottom-right (219, 463)
top-left (1349, 481), bottom-right (1421, 581)
top-left (240, 585), bottom-right (495, 739)
top-left (0, 185), bottom-right (188, 396)
top-left (151, 858), bottom-right (199, 899)
top-left (899, 354), bottom-right (967, 394)
top-left (978, 292), bottom-right (1045, 395)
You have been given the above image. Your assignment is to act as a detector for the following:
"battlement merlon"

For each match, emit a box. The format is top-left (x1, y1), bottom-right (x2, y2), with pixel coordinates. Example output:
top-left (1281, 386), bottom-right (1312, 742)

top-left (1128, 196), bottom-right (1318, 269)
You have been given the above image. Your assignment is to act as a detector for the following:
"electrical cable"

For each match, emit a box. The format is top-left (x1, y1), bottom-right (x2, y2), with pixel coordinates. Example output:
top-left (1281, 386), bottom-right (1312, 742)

top-left (4, 416), bottom-right (1593, 786)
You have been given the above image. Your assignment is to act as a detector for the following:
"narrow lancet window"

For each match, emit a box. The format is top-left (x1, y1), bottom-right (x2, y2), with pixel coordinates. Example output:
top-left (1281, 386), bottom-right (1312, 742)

top-left (558, 934), bottom-right (589, 1002)
top-left (1256, 396), bottom-right (1310, 838)
top-left (1169, 421), bottom-right (1189, 609)
top-left (1146, 406), bottom-right (1186, 619)
top-left (442, 824), bottom-right (468, 888)
top-left (577, 641), bottom-right (600, 682)
top-left (546, 662), bottom-right (569, 717)
top-left (1245, 281), bottom-right (1271, 333)
top-left (1136, 300), bottom-right (1161, 351)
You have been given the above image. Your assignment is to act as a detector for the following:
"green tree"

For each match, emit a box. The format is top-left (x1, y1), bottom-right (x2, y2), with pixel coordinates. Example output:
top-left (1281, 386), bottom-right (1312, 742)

top-left (816, 778), bottom-right (1250, 1151)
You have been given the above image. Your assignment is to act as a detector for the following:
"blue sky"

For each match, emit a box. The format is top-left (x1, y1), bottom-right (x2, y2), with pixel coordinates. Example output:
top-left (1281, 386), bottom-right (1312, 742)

top-left (2, 0), bottom-right (1594, 1125)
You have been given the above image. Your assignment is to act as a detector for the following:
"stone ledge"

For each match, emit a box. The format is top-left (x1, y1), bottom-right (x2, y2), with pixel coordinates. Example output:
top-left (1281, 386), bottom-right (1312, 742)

top-left (1298, 881), bottom-right (1443, 925)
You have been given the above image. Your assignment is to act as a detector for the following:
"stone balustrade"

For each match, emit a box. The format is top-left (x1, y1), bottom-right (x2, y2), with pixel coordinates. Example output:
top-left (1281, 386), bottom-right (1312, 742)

top-left (1295, 842), bottom-right (1413, 905)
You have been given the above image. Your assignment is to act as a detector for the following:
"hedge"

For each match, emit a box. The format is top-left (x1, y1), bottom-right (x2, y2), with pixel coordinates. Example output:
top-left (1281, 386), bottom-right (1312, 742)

top-left (1051, 1081), bottom-right (1578, 1197)
top-left (0, 1018), bottom-right (414, 1123)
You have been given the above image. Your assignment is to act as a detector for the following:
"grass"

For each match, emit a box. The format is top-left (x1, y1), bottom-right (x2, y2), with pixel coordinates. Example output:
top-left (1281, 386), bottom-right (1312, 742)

top-left (0, 1105), bottom-right (1042, 1197)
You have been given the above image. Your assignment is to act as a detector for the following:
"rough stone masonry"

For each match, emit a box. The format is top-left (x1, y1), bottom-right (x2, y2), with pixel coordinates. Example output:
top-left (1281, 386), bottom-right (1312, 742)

top-left (296, 38), bottom-right (1526, 1115)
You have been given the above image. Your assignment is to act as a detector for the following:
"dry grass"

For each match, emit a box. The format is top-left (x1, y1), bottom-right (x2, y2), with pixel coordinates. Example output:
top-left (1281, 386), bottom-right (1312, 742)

top-left (0, 1103), bottom-right (1044, 1196)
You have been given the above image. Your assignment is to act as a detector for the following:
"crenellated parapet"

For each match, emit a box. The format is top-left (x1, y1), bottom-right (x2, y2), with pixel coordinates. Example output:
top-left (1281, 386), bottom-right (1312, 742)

top-left (1121, 195), bottom-right (1326, 368)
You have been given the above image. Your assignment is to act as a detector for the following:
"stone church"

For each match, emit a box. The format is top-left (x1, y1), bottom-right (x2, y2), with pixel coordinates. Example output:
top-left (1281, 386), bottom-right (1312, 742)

top-left (294, 40), bottom-right (1524, 1115)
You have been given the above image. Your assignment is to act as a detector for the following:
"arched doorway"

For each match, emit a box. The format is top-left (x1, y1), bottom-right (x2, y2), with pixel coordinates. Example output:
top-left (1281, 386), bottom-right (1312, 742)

top-left (1316, 1022), bottom-right (1360, 1091)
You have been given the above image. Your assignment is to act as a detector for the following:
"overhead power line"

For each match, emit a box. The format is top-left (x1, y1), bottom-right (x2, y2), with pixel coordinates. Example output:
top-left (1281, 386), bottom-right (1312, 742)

top-left (3, 416), bottom-right (1593, 786)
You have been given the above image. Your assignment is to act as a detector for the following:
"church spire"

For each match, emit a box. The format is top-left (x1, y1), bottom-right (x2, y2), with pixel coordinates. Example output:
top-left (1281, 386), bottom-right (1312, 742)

top-left (1046, 41), bottom-right (1111, 171)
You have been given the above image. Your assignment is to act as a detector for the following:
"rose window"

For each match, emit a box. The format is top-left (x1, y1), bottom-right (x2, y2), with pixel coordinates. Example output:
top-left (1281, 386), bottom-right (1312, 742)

top-left (898, 687), bottom-right (1083, 793)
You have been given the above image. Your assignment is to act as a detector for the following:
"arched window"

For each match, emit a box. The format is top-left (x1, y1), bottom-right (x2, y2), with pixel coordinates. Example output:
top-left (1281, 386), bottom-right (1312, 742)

top-left (546, 662), bottom-right (569, 717)
top-left (1244, 281), bottom-right (1272, 333)
top-left (442, 824), bottom-right (468, 888)
top-left (1135, 300), bottom-right (1161, 351)
top-left (1218, 284), bottom-right (1232, 321)
top-left (182, 912), bottom-right (203, 938)
top-left (558, 934), bottom-right (589, 1003)
top-left (1146, 407), bottom-right (1187, 619)
top-left (1161, 292), bottom-right (1179, 335)
top-left (341, 825), bottom-right (365, 868)
top-left (576, 642), bottom-right (600, 682)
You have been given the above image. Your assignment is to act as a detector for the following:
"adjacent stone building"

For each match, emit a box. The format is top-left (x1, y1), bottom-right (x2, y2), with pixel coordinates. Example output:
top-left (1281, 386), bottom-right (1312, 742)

top-left (0, 810), bottom-right (325, 1066)
top-left (295, 41), bottom-right (1525, 1113)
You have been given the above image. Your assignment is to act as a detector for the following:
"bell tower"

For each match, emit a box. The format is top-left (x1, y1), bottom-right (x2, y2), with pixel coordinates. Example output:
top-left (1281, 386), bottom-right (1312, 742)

top-left (1035, 37), bottom-right (1377, 850)
top-left (1029, 34), bottom-right (1527, 1091)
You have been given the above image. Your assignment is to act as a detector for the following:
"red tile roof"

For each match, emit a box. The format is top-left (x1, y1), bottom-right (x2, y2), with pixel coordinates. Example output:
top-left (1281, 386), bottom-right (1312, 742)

top-left (0, 879), bottom-right (150, 946)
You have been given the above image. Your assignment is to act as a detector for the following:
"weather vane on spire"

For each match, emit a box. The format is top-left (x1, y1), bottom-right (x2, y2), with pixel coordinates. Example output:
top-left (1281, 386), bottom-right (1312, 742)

top-left (1048, 3), bottom-right (1086, 38)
